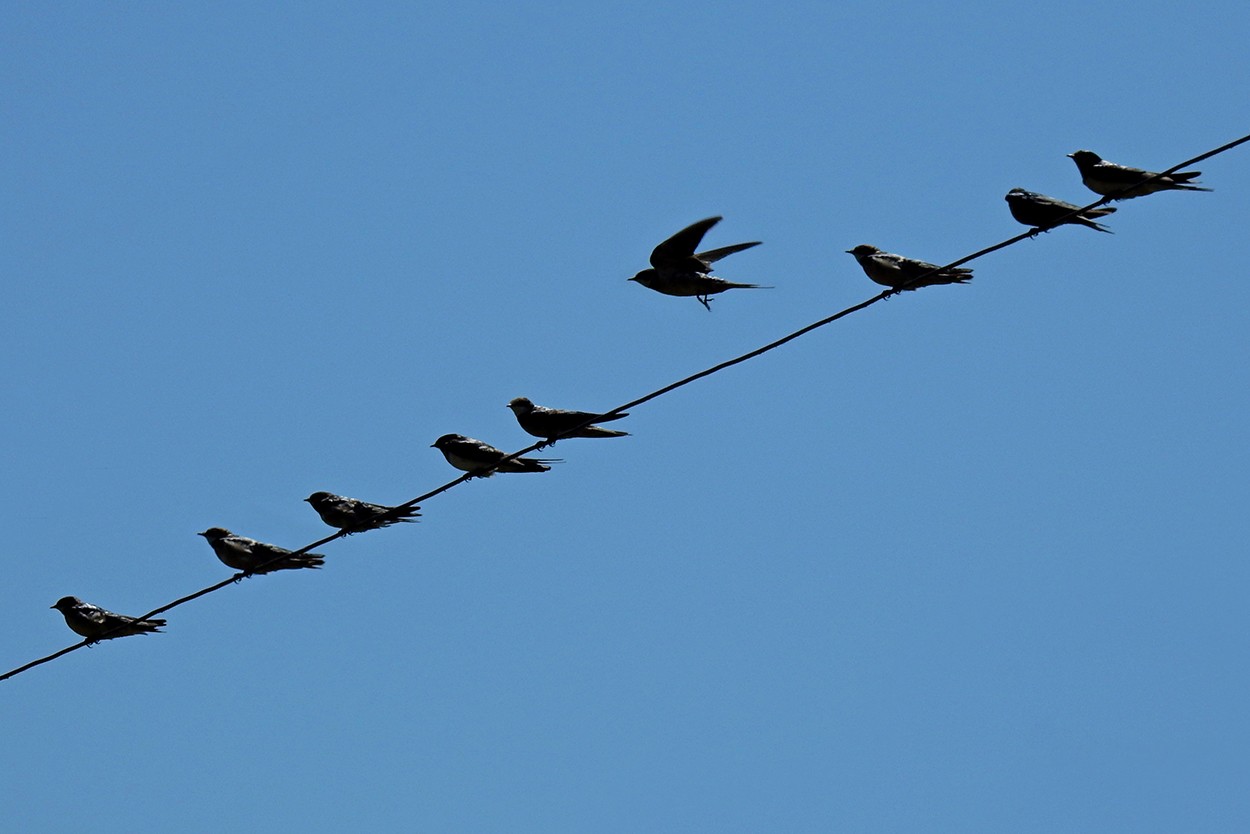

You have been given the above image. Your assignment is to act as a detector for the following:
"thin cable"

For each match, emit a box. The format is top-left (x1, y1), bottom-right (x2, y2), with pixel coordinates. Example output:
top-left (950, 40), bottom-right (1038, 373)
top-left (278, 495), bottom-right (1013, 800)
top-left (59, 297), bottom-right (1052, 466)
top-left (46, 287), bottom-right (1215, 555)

top-left (4, 132), bottom-right (1245, 683)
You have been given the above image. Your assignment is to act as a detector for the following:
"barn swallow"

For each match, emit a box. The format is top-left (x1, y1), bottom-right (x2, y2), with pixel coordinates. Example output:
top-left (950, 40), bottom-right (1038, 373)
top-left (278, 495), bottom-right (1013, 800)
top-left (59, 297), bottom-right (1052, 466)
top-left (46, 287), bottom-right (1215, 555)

top-left (50, 596), bottom-right (166, 643)
top-left (629, 216), bottom-right (767, 310)
top-left (304, 491), bottom-right (420, 533)
top-left (1005, 188), bottom-right (1116, 234)
top-left (506, 397), bottom-right (628, 447)
top-left (1068, 150), bottom-right (1211, 199)
top-left (431, 433), bottom-right (559, 475)
top-left (845, 245), bottom-right (972, 295)
top-left (197, 527), bottom-right (326, 575)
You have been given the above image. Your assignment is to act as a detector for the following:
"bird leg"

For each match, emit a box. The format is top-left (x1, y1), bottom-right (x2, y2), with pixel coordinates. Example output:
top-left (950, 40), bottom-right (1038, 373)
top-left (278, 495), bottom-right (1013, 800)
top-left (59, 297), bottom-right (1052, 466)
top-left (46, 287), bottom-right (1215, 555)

top-left (697, 295), bottom-right (712, 311)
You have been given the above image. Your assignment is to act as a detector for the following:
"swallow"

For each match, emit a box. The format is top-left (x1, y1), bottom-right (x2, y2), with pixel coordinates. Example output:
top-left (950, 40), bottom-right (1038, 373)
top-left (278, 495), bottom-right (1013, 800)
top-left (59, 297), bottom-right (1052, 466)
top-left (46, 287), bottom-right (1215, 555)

top-left (431, 433), bottom-right (559, 476)
top-left (1005, 188), bottom-right (1116, 234)
top-left (51, 596), bottom-right (166, 643)
top-left (845, 245), bottom-right (972, 295)
top-left (303, 491), bottom-right (420, 533)
top-left (198, 527), bottom-right (326, 575)
top-left (1068, 150), bottom-right (1211, 199)
top-left (629, 216), bottom-right (767, 310)
top-left (507, 397), bottom-right (628, 446)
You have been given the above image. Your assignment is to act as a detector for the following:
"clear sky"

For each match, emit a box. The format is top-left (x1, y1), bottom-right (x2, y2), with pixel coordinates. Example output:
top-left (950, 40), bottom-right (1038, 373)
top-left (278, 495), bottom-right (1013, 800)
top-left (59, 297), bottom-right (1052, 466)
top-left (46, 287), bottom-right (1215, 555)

top-left (3, 2), bottom-right (1248, 831)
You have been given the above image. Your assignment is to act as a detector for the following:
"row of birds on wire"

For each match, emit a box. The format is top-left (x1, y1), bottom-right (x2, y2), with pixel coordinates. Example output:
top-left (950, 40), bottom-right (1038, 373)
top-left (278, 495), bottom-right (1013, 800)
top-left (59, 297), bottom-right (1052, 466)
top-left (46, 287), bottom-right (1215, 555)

top-left (49, 148), bottom-right (1213, 645)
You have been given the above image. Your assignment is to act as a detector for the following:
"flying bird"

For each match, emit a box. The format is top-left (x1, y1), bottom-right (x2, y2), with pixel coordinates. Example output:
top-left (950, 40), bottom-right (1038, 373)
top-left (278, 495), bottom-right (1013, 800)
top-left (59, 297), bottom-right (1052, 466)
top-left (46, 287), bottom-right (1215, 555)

top-left (1005, 188), bottom-right (1116, 234)
top-left (50, 596), bottom-right (166, 643)
top-left (432, 433), bottom-right (559, 476)
top-left (629, 216), bottom-right (767, 310)
top-left (304, 491), bottom-right (420, 533)
top-left (1067, 150), bottom-right (1211, 199)
top-left (845, 245), bottom-right (972, 295)
top-left (198, 527), bottom-right (326, 575)
top-left (507, 397), bottom-right (628, 446)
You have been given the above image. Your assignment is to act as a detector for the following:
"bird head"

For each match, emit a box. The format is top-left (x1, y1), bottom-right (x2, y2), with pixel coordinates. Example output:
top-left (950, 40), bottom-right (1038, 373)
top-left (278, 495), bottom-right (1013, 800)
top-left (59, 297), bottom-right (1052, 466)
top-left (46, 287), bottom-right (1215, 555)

top-left (507, 397), bottom-right (534, 415)
top-left (846, 244), bottom-right (881, 258)
top-left (197, 527), bottom-right (232, 539)
top-left (304, 492), bottom-right (333, 504)
top-left (1067, 150), bottom-right (1102, 166)
top-left (51, 596), bottom-right (81, 611)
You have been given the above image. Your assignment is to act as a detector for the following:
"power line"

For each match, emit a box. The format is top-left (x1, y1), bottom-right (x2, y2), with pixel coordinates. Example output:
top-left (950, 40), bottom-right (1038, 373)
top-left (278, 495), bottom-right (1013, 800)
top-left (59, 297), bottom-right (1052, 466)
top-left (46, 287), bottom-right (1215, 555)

top-left (4, 132), bottom-right (1245, 683)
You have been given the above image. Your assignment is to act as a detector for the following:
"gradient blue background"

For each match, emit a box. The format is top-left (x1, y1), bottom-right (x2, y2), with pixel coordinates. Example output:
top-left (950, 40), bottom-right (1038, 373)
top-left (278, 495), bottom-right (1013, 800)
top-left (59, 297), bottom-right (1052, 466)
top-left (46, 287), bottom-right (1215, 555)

top-left (4, 2), bottom-right (1247, 831)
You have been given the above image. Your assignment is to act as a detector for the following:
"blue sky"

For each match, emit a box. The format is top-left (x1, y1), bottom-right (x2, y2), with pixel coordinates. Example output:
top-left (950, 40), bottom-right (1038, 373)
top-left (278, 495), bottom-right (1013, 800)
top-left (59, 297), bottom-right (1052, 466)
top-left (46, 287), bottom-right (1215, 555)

top-left (3, 2), bottom-right (1248, 831)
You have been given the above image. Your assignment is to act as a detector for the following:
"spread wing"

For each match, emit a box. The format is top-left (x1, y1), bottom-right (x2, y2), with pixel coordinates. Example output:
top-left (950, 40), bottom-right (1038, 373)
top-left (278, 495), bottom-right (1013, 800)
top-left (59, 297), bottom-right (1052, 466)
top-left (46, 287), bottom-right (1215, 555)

top-left (650, 217), bottom-right (722, 268)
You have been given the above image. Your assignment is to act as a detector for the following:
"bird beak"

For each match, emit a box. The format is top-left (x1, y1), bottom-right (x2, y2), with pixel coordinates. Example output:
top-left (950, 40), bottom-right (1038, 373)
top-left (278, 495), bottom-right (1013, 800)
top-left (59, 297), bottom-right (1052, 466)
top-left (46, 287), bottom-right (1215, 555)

top-left (1065, 152), bottom-right (1075, 158)
top-left (844, 249), bottom-right (854, 254)
top-left (49, 604), bottom-right (56, 609)
top-left (626, 277), bottom-right (638, 282)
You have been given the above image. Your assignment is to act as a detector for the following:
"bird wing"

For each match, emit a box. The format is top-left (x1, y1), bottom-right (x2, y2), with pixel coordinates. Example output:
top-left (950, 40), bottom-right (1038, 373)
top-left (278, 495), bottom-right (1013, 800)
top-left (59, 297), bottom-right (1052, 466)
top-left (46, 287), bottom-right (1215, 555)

top-left (1097, 160), bottom-right (1155, 183)
top-left (650, 217), bottom-right (721, 267)
top-left (693, 241), bottom-right (762, 265)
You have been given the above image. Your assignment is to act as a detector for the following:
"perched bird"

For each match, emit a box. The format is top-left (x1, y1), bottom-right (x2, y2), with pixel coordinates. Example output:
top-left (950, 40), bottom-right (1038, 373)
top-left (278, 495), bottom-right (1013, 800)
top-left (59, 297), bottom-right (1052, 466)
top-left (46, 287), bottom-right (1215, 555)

top-left (432, 433), bottom-right (559, 476)
top-left (198, 527), bottom-right (326, 575)
top-left (629, 216), bottom-right (767, 310)
top-left (1005, 188), bottom-right (1116, 234)
top-left (507, 397), bottom-right (629, 446)
top-left (304, 491), bottom-right (420, 533)
top-left (1068, 150), bottom-right (1211, 199)
top-left (50, 596), bottom-right (166, 643)
top-left (845, 245), bottom-right (972, 295)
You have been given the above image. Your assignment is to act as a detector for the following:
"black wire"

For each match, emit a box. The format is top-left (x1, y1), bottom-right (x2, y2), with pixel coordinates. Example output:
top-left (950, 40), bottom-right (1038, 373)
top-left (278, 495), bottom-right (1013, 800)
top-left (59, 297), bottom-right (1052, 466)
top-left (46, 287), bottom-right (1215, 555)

top-left (4, 133), bottom-right (1245, 683)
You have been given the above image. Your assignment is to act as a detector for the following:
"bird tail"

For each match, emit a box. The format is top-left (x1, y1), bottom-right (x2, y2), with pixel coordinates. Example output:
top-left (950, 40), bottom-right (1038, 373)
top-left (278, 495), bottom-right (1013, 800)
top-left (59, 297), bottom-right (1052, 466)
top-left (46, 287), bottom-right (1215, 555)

top-left (1086, 205), bottom-right (1116, 218)
top-left (1076, 217), bottom-right (1114, 233)
top-left (724, 282), bottom-right (773, 290)
top-left (575, 426), bottom-right (630, 439)
top-left (257, 553), bottom-right (327, 573)
top-left (1168, 171), bottom-right (1212, 191)
top-left (517, 457), bottom-right (561, 472)
top-left (377, 506), bottom-right (421, 524)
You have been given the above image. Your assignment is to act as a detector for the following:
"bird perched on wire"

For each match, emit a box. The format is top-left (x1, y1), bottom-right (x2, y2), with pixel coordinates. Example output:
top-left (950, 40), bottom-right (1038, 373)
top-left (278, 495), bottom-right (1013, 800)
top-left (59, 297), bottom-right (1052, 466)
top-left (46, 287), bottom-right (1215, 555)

top-left (198, 527), bottom-right (326, 575)
top-left (845, 245), bottom-right (972, 295)
top-left (1004, 188), bottom-right (1117, 234)
top-left (629, 216), bottom-right (767, 310)
top-left (1067, 150), bottom-right (1211, 199)
top-left (506, 397), bottom-right (628, 447)
top-left (304, 492), bottom-right (420, 533)
top-left (50, 596), bottom-right (166, 643)
top-left (432, 433), bottom-right (559, 476)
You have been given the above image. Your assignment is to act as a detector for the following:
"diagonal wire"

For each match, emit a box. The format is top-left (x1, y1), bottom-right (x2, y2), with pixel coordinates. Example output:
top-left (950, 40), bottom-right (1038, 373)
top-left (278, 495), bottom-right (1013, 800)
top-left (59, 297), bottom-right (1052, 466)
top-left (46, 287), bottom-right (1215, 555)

top-left (4, 132), bottom-right (1245, 683)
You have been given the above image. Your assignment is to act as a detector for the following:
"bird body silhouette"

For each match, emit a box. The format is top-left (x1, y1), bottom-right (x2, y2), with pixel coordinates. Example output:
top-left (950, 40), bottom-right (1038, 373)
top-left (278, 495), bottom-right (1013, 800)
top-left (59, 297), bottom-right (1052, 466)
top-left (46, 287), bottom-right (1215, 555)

top-left (846, 245), bottom-right (972, 294)
top-left (507, 397), bottom-right (628, 445)
top-left (1068, 150), bottom-right (1211, 199)
top-left (630, 216), bottom-right (766, 310)
top-left (1005, 188), bottom-right (1116, 234)
top-left (51, 596), bottom-right (166, 642)
top-left (432, 433), bottom-right (559, 475)
top-left (198, 527), bottom-right (325, 574)
top-left (304, 492), bottom-right (420, 533)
